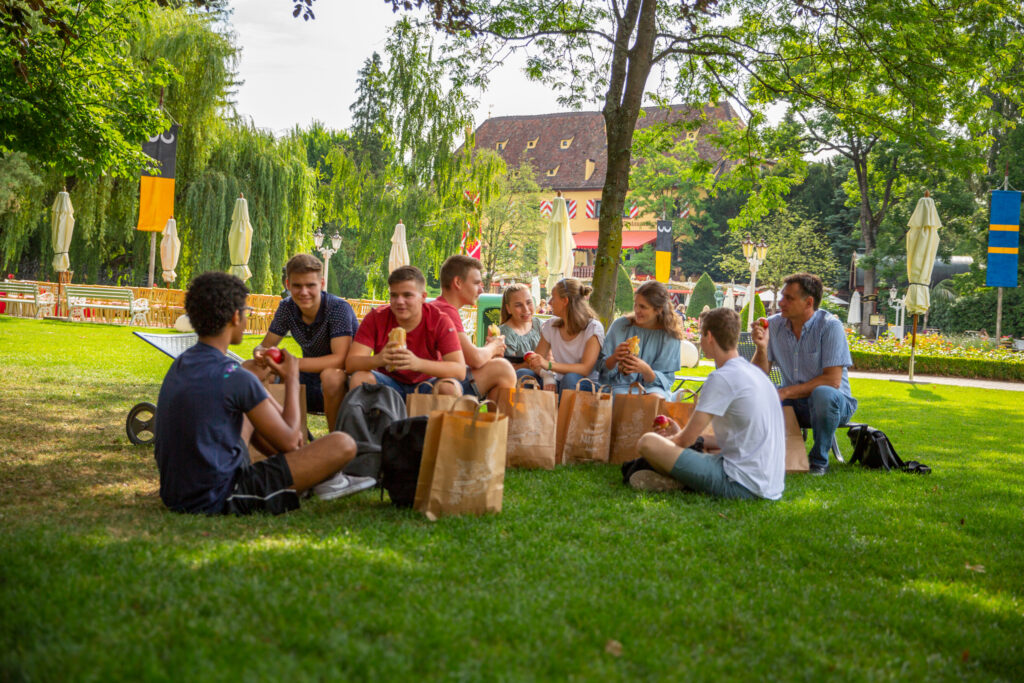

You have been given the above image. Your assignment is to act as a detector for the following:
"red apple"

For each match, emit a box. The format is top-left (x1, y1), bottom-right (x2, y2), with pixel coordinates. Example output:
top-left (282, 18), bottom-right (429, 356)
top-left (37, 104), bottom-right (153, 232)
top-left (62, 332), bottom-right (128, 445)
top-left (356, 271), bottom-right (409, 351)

top-left (265, 347), bottom-right (283, 363)
top-left (524, 351), bottom-right (536, 360)
top-left (760, 318), bottom-right (769, 329)
top-left (653, 415), bottom-right (670, 428)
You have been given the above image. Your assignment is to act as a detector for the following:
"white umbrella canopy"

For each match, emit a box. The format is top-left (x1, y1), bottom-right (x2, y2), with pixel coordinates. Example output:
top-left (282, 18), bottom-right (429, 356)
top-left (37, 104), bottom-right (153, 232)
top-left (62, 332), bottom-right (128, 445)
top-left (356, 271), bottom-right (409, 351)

top-left (531, 276), bottom-right (541, 306)
top-left (905, 195), bottom-right (942, 315)
top-left (722, 281), bottom-right (736, 310)
top-left (51, 191), bottom-right (75, 272)
top-left (388, 221), bottom-right (410, 273)
top-left (228, 195), bottom-right (253, 282)
top-left (159, 217), bottom-right (181, 284)
top-left (545, 197), bottom-right (575, 291)
top-left (847, 290), bottom-right (862, 325)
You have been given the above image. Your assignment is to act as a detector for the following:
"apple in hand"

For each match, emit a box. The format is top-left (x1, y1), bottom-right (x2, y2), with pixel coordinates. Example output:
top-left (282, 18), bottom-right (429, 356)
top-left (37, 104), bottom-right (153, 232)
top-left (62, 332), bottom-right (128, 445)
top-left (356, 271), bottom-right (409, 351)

top-left (761, 318), bottom-right (769, 329)
top-left (652, 415), bottom-right (670, 428)
top-left (265, 347), bottom-right (283, 363)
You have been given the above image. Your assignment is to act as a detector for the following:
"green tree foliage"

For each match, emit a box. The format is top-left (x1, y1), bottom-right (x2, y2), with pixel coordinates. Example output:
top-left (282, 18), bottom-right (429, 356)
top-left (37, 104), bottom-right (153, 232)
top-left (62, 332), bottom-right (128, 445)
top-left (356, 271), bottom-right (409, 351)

top-left (614, 265), bottom-right (634, 316)
top-left (739, 292), bottom-right (767, 329)
top-left (685, 272), bottom-right (716, 318)
top-left (478, 157), bottom-right (546, 287)
top-left (718, 208), bottom-right (841, 311)
top-left (348, 52), bottom-right (389, 173)
top-left (1, 0), bottom-right (173, 179)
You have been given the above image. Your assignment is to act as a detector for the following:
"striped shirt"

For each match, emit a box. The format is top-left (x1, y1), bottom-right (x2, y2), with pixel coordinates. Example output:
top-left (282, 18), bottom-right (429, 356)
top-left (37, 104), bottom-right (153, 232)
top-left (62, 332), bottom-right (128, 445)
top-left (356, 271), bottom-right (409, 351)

top-left (766, 309), bottom-right (856, 404)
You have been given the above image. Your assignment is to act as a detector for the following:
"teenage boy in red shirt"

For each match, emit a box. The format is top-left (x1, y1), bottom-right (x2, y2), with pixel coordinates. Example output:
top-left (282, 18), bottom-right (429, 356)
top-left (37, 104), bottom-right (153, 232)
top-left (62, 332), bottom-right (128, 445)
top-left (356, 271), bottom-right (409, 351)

top-left (429, 254), bottom-right (516, 400)
top-left (346, 266), bottom-right (466, 397)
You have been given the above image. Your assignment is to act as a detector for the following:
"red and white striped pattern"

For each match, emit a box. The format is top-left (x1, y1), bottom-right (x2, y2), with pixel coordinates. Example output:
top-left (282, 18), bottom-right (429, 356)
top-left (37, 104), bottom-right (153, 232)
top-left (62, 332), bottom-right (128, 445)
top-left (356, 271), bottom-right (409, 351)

top-left (539, 200), bottom-right (553, 216)
top-left (463, 190), bottom-right (480, 205)
top-left (566, 199), bottom-right (577, 219)
top-left (627, 202), bottom-right (640, 219)
top-left (585, 198), bottom-right (598, 218)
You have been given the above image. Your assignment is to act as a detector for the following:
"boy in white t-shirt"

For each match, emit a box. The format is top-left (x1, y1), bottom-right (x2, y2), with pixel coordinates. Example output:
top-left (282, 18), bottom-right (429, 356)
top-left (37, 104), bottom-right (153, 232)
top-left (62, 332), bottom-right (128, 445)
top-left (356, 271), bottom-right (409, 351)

top-left (634, 308), bottom-right (785, 500)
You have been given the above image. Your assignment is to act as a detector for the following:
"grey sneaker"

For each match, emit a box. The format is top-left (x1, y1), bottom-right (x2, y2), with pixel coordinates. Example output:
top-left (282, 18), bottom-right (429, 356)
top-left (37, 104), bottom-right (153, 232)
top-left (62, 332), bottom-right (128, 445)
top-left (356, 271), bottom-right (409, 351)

top-left (629, 469), bottom-right (685, 492)
top-left (313, 471), bottom-right (376, 500)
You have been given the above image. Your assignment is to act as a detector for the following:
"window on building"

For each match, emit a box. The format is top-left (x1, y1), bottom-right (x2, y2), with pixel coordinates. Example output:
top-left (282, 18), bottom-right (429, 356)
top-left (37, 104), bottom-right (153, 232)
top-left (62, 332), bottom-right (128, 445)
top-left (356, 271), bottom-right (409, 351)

top-left (526, 137), bottom-right (538, 149)
top-left (686, 130), bottom-right (699, 142)
top-left (546, 166), bottom-right (560, 177)
top-left (496, 139), bottom-right (508, 151)
top-left (593, 199), bottom-right (602, 216)
top-left (560, 137), bottom-right (574, 149)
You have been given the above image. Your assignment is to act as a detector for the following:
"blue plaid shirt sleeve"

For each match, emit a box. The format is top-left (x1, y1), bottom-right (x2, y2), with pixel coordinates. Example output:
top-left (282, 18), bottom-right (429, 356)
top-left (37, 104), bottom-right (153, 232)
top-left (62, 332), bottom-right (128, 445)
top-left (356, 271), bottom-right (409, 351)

top-left (820, 315), bottom-right (853, 368)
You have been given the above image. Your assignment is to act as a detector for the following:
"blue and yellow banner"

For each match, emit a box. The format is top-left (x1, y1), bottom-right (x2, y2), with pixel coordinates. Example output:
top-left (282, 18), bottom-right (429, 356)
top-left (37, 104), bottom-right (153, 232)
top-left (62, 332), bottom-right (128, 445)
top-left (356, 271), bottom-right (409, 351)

top-left (986, 190), bottom-right (1021, 288)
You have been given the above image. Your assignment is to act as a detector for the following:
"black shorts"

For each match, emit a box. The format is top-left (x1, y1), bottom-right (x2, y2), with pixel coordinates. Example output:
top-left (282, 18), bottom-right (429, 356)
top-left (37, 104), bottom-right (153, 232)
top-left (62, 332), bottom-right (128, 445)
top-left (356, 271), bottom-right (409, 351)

top-left (224, 453), bottom-right (300, 516)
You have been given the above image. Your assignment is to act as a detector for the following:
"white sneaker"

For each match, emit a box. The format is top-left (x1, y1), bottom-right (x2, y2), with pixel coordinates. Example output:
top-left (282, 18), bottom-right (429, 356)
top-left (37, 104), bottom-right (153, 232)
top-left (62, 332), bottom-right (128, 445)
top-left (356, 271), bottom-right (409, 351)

top-left (629, 469), bottom-right (685, 492)
top-left (313, 471), bottom-right (376, 500)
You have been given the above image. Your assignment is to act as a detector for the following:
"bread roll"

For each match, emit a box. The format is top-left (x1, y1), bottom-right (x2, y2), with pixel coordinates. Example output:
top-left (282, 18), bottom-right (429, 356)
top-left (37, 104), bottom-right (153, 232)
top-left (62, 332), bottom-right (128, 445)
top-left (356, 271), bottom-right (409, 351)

top-left (386, 327), bottom-right (406, 371)
top-left (627, 335), bottom-right (640, 355)
top-left (487, 324), bottom-right (500, 338)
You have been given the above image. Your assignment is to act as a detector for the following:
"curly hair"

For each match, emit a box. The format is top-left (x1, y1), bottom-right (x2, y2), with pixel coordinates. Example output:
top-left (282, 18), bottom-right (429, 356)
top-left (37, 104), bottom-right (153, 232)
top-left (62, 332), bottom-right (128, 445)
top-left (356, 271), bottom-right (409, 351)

top-left (627, 281), bottom-right (684, 340)
top-left (185, 272), bottom-right (249, 337)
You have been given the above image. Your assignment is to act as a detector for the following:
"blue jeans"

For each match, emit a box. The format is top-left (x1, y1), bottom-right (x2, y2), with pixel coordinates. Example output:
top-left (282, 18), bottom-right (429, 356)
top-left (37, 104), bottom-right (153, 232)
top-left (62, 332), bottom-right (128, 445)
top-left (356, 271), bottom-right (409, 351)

top-left (370, 371), bottom-right (442, 399)
top-left (557, 372), bottom-right (591, 396)
top-left (783, 386), bottom-right (857, 469)
top-left (605, 383), bottom-right (671, 399)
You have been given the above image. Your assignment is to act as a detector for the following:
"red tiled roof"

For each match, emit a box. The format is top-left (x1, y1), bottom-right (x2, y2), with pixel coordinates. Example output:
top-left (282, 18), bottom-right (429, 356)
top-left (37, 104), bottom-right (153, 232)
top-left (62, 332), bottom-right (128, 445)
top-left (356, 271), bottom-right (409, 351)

top-left (571, 230), bottom-right (657, 250)
top-left (472, 102), bottom-right (742, 191)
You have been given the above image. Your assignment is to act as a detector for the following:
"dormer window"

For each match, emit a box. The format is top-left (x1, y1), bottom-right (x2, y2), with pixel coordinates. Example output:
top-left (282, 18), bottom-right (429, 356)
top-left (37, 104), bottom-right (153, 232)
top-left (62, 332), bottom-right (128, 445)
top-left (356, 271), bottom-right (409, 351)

top-left (496, 139), bottom-right (508, 151)
top-left (546, 166), bottom-right (560, 177)
top-left (526, 137), bottom-right (538, 149)
top-left (560, 137), bottom-right (574, 149)
top-left (686, 130), bottom-right (699, 141)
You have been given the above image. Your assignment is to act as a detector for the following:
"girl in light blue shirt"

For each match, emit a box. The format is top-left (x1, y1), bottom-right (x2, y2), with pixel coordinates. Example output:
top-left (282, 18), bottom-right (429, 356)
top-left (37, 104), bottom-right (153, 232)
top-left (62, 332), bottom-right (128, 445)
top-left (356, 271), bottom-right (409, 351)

top-left (599, 281), bottom-right (683, 398)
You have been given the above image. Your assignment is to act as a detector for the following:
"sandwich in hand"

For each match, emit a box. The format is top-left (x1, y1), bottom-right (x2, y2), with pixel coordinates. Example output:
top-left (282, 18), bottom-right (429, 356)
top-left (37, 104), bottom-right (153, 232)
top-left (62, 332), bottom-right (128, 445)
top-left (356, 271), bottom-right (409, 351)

top-left (386, 327), bottom-right (407, 371)
top-left (627, 335), bottom-right (640, 355)
top-left (487, 324), bottom-right (501, 338)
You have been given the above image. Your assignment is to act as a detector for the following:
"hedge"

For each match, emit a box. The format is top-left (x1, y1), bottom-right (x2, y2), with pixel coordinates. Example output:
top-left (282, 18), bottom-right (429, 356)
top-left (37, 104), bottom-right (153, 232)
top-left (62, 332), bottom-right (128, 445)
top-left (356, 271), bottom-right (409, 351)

top-left (851, 350), bottom-right (1024, 382)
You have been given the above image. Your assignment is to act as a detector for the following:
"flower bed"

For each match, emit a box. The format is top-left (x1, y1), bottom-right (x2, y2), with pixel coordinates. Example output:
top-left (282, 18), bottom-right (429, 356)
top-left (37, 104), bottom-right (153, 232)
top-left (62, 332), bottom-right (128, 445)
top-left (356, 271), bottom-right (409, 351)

top-left (848, 331), bottom-right (1024, 381)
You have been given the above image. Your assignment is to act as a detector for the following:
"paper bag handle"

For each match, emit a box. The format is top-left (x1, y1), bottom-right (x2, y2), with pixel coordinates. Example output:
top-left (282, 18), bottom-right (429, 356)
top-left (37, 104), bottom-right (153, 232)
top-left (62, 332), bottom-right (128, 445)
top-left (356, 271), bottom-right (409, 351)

top-left (447, 395), bottom-right (481, 413)
top-left (517, 375), bottom-right (542, 390)
top-left (627, 381), bottom-right (648, 395)
top-left (573, 377), bottom-right (601, 393)
top-left (431, 377), bottom-right (462, 395)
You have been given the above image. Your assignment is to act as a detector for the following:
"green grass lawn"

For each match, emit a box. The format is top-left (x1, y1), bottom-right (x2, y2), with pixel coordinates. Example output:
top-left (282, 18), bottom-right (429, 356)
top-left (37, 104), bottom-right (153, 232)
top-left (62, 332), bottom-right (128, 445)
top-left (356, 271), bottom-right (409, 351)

top-left (1, 317), bottom-right (1022, 681)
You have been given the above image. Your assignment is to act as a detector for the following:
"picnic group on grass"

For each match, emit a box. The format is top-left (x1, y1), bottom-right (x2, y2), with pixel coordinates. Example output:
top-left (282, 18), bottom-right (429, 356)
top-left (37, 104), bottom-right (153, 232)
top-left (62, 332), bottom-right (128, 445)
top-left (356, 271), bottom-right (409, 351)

top-left (154, 251), bottom-right (857, 516)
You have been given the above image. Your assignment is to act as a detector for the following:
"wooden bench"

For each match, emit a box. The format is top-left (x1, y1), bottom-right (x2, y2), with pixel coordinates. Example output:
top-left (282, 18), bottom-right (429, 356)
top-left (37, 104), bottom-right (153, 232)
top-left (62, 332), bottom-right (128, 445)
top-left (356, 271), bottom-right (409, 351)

top-left (0, 281), bottom-right (55, 318)
top-left (64, 285), bottom-right (149, 326)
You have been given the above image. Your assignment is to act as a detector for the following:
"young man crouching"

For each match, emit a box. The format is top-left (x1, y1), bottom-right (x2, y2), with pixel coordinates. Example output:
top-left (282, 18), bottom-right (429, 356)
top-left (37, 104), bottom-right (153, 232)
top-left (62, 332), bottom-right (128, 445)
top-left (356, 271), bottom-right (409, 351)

top-left (154, 272), bottom-right (371, 516)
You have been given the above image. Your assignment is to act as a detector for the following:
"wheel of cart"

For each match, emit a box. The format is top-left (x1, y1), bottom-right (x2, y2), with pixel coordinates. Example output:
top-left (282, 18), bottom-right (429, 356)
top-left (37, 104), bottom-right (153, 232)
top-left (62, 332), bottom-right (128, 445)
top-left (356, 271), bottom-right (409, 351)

top-left (127, 331), bottom-right (245, 446)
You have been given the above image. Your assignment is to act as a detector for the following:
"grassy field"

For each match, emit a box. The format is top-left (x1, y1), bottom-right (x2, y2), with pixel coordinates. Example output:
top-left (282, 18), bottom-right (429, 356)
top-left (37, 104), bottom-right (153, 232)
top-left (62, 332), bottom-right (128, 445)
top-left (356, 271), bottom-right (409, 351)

top-left (1, 316), bottom-right (1022, 681)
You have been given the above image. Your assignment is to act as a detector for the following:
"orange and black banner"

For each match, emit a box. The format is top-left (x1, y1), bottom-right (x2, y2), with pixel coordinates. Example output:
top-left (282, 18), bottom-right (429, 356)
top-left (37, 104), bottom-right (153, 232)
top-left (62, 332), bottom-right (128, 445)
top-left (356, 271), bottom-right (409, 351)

top-left (655, 219), bottom-right (672, 283)
top-left (137, 124), bottom-right (179, 232)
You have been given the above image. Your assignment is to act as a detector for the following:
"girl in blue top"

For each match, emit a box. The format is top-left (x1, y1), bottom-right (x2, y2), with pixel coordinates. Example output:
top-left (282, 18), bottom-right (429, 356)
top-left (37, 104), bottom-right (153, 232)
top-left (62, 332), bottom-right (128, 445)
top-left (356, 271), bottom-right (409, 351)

top-left (599, 281), bottom-right (683, 398)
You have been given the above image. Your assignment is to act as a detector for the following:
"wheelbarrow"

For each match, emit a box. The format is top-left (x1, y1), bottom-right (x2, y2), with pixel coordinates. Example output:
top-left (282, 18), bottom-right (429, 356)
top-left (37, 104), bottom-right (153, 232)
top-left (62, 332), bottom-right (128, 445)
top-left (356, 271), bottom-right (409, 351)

top-left (126, 331), bottom-right (245, 445)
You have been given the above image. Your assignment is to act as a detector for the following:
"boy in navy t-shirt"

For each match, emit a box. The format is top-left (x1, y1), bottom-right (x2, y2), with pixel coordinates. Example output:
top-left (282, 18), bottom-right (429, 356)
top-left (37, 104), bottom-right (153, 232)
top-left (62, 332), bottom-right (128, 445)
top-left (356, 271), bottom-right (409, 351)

top-left (154, 272), bottom-right (371, 515)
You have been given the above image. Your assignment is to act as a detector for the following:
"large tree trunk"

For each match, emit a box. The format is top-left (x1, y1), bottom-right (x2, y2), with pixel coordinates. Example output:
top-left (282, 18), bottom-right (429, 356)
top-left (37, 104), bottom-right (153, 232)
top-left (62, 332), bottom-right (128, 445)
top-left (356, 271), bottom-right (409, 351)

top-left (590, 0), bottom-right (657, 326)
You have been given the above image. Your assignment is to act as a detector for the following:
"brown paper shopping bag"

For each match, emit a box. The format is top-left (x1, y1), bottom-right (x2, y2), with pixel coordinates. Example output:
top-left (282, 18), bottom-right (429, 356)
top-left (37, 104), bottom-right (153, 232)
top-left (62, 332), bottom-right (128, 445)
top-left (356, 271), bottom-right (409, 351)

top-left (496, 376), bottom-right (557, 469)
top-left (556, 378), bottom-right (613, 464)
top-left (413, 398), bottom-right (509, 520)
top-left (782, 405), bottom-right (809, 473)
top-left (406, 377), bottom-right (461, 417)
top-left (609, 383), bottom-right (663, 464)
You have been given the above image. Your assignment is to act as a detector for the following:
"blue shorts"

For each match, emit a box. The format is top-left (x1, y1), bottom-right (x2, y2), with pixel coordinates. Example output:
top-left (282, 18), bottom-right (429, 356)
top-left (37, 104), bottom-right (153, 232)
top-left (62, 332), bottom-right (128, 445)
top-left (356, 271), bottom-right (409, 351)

top-left (299, 371), bottom-right (324, 413)
top-left (669, 449), bottom-right (758, 500)
top-left (370, 371), bottom-right (443, 399)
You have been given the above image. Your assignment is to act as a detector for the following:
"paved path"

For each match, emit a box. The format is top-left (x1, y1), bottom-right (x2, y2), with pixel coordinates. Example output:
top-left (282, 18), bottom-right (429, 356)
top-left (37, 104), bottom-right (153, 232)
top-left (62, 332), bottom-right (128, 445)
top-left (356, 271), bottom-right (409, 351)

top-left (849, 370), bottom-right (1024, 392)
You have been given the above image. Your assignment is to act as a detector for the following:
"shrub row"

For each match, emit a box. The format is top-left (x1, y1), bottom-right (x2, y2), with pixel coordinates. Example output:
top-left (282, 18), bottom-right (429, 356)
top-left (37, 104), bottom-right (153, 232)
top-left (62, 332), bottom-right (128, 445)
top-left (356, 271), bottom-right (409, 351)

top-left (851, 350), bottom-right (1024, 382)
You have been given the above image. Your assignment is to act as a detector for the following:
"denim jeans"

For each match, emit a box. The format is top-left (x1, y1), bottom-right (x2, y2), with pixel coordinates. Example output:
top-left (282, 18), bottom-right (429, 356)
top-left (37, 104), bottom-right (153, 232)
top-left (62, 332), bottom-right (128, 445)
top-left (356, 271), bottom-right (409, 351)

top-left (669, 448), bottom-right (758, 500)
top-left (783, 386), bottom-right (857, 469)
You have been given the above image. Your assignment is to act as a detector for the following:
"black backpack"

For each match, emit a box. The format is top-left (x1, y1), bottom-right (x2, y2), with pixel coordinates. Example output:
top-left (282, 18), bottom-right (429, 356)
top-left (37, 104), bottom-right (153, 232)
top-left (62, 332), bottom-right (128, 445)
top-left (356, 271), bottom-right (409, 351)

top-left (847, 424), bottom-right (931, 474)
top-left (379, 416), bottom-right (429, 507)
top-left (336, 383), bottom-right (407, 479)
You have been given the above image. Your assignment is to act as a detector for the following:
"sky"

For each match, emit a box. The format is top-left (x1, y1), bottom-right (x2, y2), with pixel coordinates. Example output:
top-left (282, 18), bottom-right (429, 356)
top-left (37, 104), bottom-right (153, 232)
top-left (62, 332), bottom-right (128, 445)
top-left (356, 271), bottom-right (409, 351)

top-left (228, 0), bottom-right (569, 136)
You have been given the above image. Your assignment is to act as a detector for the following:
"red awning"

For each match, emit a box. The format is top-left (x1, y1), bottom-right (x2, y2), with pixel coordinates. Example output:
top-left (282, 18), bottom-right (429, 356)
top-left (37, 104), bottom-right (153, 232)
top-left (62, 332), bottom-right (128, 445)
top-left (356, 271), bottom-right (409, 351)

top-left (571, 230), bottom-right (657, 250)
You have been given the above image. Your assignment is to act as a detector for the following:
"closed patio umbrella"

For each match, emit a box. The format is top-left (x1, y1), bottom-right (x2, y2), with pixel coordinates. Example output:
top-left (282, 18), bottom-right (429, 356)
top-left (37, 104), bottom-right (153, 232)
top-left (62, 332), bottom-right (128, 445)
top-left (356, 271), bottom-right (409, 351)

top-left (388, 221), bottom-right (410, 273)
top-left (531, 276), bottom-right (541, 306)
top-left (847, 290), bottom-right (862, 325)
top-left (722, 281), bottom-right (735, 311)
top-left (51, 191), bottom-right (75, 273)
top-left (545, 196), bottom-right (575, 291)
top-left (905, 192), bottom-right (942, 381)
top-left (159, 217), bottom-right (181, 284)
top-left (228, 194), bottom-right (253, 282)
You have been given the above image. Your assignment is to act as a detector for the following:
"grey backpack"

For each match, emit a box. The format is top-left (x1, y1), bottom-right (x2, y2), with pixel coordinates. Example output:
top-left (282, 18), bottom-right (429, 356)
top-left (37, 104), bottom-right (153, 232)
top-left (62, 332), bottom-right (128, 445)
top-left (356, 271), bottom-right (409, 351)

top-left (335, 383), bottom-right (407, 479)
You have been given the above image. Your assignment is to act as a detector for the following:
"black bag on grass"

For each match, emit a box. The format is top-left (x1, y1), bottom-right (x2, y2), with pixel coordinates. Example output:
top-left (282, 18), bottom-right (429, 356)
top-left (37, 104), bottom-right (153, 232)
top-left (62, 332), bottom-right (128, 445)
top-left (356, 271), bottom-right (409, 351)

top-left (337, 383), bottom-right (406, 479)
top-left (847, 424), bottom-right (929, 473)
top-left (379, 416), bottom-right (429, 507)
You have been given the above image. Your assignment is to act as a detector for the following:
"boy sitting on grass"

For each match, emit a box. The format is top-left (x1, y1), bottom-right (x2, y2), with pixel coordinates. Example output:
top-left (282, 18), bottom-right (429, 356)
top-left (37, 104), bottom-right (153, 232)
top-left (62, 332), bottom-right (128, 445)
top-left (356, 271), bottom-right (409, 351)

top-left (154, 272), bottom-right (370, 516)
top-left (633, 307), bottom-right (785, 500)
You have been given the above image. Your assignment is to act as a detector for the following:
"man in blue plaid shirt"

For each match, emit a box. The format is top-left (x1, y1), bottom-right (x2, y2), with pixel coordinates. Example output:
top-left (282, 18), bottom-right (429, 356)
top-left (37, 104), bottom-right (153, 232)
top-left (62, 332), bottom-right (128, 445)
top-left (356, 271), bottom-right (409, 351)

top-left (751, 272), bottom-right (857, 475)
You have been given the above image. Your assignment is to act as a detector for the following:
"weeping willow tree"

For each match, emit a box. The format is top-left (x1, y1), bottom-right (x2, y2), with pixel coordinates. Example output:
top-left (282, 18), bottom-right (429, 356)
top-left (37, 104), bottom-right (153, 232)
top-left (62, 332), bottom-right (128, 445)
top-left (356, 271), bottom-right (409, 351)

top-left (0, 4), bottom-right (238, 284)
top-left (180, 122), bottom-right (316, 293)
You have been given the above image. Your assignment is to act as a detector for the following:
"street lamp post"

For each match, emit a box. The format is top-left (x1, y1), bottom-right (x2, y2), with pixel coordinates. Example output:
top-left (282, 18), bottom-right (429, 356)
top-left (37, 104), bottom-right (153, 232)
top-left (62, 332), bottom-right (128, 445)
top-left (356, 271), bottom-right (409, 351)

top-left (313, 228), bottom-right (342, 291)
top-left (741, 235), bottom-right (768, 331)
